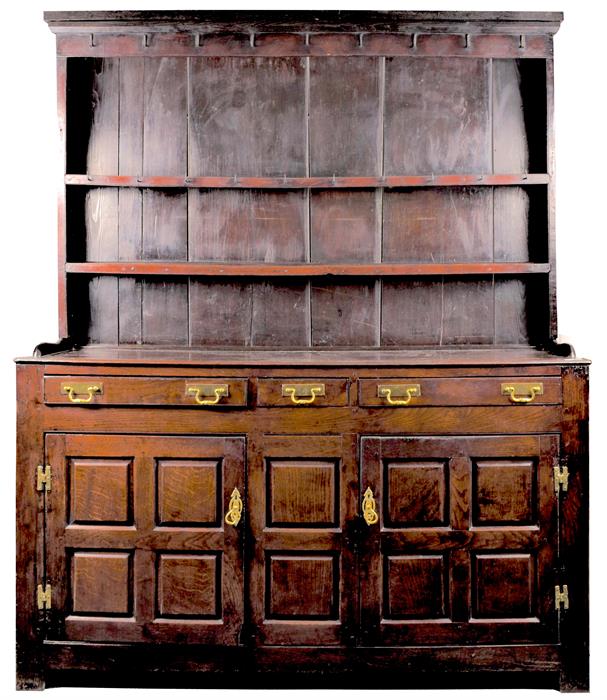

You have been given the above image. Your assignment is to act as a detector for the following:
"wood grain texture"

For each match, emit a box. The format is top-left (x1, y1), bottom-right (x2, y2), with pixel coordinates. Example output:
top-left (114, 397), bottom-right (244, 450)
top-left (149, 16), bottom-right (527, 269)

top-left (189, 57), bottom-right (306, 177)
top-left (383, 188), bottom-right (492, 263)
top-left (311, 282), bottom-right (378, 347)
top-left (360, 434), bottom-right (558, 646)
top-left (310, 190), bottom-right (378, 263)
top-left (309, 57), bottom-right (380, 176)
top-left (45, 434), bottom-right (246, 644)
top-left (384, 57), bottom-right (491, 174)
top-left (188, 189), bottom-right (306, 262)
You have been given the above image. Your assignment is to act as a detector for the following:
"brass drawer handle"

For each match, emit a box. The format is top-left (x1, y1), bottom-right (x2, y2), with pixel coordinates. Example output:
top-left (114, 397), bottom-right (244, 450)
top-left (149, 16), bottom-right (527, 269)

top-left (61, 382), bottom-right (103, 404)
top-left (501, 382), bottom-right (544, 404)
top-left (225, 488), bottom-right (243, 526)
top-left (281, 383), bottom-right (326, 405)
top-left (378, 384), bottom-right (421, 406)
top-left (362, 487), bottom-right (379, 526)
top-left (186, 383), bottom-right (229, 406)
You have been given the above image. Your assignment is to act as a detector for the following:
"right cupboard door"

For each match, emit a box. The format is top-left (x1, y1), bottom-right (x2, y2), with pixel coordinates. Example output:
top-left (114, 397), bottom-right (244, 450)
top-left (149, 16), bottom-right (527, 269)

top-left (359, 435), bottom-right (559, 645)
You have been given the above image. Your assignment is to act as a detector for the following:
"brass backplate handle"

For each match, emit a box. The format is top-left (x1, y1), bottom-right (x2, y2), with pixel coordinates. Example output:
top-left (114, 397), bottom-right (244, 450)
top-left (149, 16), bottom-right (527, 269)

top-left (61, 382), bottom-right (103, 404)
top-left (225, 488), bottom-right (243, 526)
top-left (501, 382), bottom-right (544, 404)
top-left (378, 384), bottom-right (421, 406)
top-left (186, 383), bottom-right (229, 405)
top-left (362, 486), bottom-right (379, 526)
top-left (281, 383), bottom-right (326, 405)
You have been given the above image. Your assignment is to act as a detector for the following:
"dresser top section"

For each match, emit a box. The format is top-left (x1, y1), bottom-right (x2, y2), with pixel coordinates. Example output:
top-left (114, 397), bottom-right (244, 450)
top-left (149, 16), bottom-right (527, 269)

top-left (44, 10), bottom-right (564, 36)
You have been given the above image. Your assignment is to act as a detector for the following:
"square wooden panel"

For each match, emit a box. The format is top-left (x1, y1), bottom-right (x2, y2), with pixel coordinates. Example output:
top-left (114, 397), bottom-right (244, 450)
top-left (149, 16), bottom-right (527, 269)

top-left (381, 279), bottom-right (443, 346)
top-left (156, 553), bottom-right (221, 618)
top-left (442, 277), bottom-right (494, 344)
top-left (69, 459), bottom-right (132, 525)
top-left (267, 460), bottom-right (338, 527)
top-left (473, 459), bottom-right (536, 526)
top-left (384, 57), bottom-right (491, 174)
top-left (473, 553), bottom-right (536, 619)
top-left (382, 188), bottom-right (492, 263)
top-left (311, 282), bottom-right (378, 347)
top-left (383, 555), bottom-right (448, 619)
top-left (310, 190), bottom-right (377, 263)
top-left (266, 553), bottom-right (339, 619)
top-left (384, 461), bottom-right (448, 527)
top-left (157, 460), bottom-right (220, 527)
top-left (70, 551), bottom-right (132, 616)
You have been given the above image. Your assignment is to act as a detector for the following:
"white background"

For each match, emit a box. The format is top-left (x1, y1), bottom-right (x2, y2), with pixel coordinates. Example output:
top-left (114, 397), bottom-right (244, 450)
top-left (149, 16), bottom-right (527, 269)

top-left (0, 0), bottom-right (604, 697)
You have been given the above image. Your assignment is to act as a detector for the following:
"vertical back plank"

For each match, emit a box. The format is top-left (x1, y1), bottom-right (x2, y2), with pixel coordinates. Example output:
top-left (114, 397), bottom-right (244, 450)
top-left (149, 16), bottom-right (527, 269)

top-left (309, 57), bottom-right (380, 176)
top-left (381, 280), bottom-right (442, 346)
top-left (190, 282), bottom-right (252, 346)
top-left (141, 57), bottom-right (188, 344)
top-left (251, 282), bottom-right (308, 347)
top-left (311, 282), bottom-right (378, 347)
top-left (84, 58), bottom-right (119, 343)
top-left (189, 57), bottom-right (306, 177)
top-left (143, 58), bottom-right (187, 176)
top-left (118, 57), bottom-right (145, 343)
top-left (442, 277), bottom-right (494, 344)
top-left (384, 57), bottom-right (491, 175)
top-left (311, 191), bottom-right (377, 263)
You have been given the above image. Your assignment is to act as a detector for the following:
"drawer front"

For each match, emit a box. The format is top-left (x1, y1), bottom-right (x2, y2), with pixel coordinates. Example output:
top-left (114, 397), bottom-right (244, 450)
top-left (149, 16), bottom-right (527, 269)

top-left (257, 378), bottom-right (349, 407)
top-left (44, 376), bottom-right (248, 407)
top-left (358, 377), bottom-right (561, 407)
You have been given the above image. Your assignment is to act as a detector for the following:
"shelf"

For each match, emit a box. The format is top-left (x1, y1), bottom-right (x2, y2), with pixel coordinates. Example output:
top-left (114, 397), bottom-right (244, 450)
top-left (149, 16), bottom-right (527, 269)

top-left (64, 174), bottom-right (550, 189)
top-left (66, 262), bottom-right (551, 277)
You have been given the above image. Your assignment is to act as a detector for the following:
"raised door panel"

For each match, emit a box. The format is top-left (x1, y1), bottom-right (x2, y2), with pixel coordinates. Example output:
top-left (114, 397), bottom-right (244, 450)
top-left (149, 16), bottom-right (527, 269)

top-left (249, 435), bottom-right (357, 645)
top-left (360, 435), bottom-right (558, 646)
top-left (45, 434), bottom-right (245, 644)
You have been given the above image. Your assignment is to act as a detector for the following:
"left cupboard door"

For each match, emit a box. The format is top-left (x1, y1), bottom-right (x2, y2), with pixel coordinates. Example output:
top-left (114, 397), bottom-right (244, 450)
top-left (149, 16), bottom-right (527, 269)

top-left (44, 434), bottom-right (245, 644)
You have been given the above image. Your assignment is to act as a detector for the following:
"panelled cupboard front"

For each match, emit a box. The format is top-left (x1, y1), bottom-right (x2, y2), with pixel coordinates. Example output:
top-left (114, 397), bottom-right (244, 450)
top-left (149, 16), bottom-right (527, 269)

top-left (16, 9), bottom-right (588, 693)
top-left (17, 359), bottom-right (588, 690)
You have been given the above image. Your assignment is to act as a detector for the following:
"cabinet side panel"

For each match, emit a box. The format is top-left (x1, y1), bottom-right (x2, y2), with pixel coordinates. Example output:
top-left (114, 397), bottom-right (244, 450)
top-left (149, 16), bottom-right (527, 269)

top-left (16, 365), bottom-right (45, 689)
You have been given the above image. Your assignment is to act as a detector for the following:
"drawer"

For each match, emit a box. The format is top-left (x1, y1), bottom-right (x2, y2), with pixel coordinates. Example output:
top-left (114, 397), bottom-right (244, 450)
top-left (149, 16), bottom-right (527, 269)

top-left (44, 376), bottom-right (248, 407)
top-left (358, 377), bottom-right (561, 407)
top-left (257, 378), bottom-right (349, 407)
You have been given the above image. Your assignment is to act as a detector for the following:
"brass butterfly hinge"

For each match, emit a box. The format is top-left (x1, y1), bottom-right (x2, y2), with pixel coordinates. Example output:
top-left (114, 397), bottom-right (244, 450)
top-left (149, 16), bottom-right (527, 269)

top-left (37, 583), bottom-right (52, 610)
top-left (36, 464), bottom-right (52, 492)
top-left (553, 462), bottom-right (569, 494)
top-left (555, 584), bottom-right (569, 611)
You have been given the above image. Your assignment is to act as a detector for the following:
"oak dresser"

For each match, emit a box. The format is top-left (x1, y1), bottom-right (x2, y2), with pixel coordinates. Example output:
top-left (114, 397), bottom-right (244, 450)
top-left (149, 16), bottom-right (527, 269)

top-left (16, 10), bottom-right (589, 691)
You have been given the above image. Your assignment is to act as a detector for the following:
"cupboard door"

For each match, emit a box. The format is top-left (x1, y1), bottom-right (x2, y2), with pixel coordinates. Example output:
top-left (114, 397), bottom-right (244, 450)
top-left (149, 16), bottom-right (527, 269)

top-left (45, 434), bottom-right (245, 644)
top-left (360, 435), bottom-right (558, 645)
top-left (249, 435), bottom-right (357, 645)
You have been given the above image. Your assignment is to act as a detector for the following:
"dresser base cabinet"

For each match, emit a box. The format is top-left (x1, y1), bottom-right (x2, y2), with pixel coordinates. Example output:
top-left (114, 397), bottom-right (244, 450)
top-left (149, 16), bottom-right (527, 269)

top-left (15, 358), bottom-right (589, 691)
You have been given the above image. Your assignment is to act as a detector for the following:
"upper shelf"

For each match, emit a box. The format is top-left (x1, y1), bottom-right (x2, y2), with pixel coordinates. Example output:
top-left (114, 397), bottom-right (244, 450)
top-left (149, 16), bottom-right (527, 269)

top-left (66, 262), bottom-right (550, 277)
top-left (65, 174), bottom-right (550, 189)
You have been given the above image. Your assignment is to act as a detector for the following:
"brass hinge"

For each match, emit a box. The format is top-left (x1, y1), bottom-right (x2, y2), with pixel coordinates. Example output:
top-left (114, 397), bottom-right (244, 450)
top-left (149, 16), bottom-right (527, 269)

top-left (555, 584), bottom-right (569, 611)
top-left (36, 464), bottom-right (52, 492)
top-left (553, 462), bottom-right (569, 494)
top-left (37, 583), bottom-right (52, 610)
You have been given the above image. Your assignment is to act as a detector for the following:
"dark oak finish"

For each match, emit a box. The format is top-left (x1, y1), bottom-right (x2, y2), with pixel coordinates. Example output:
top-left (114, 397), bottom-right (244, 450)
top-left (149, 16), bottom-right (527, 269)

top-left (15, 9), bottom-right (588, 693)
